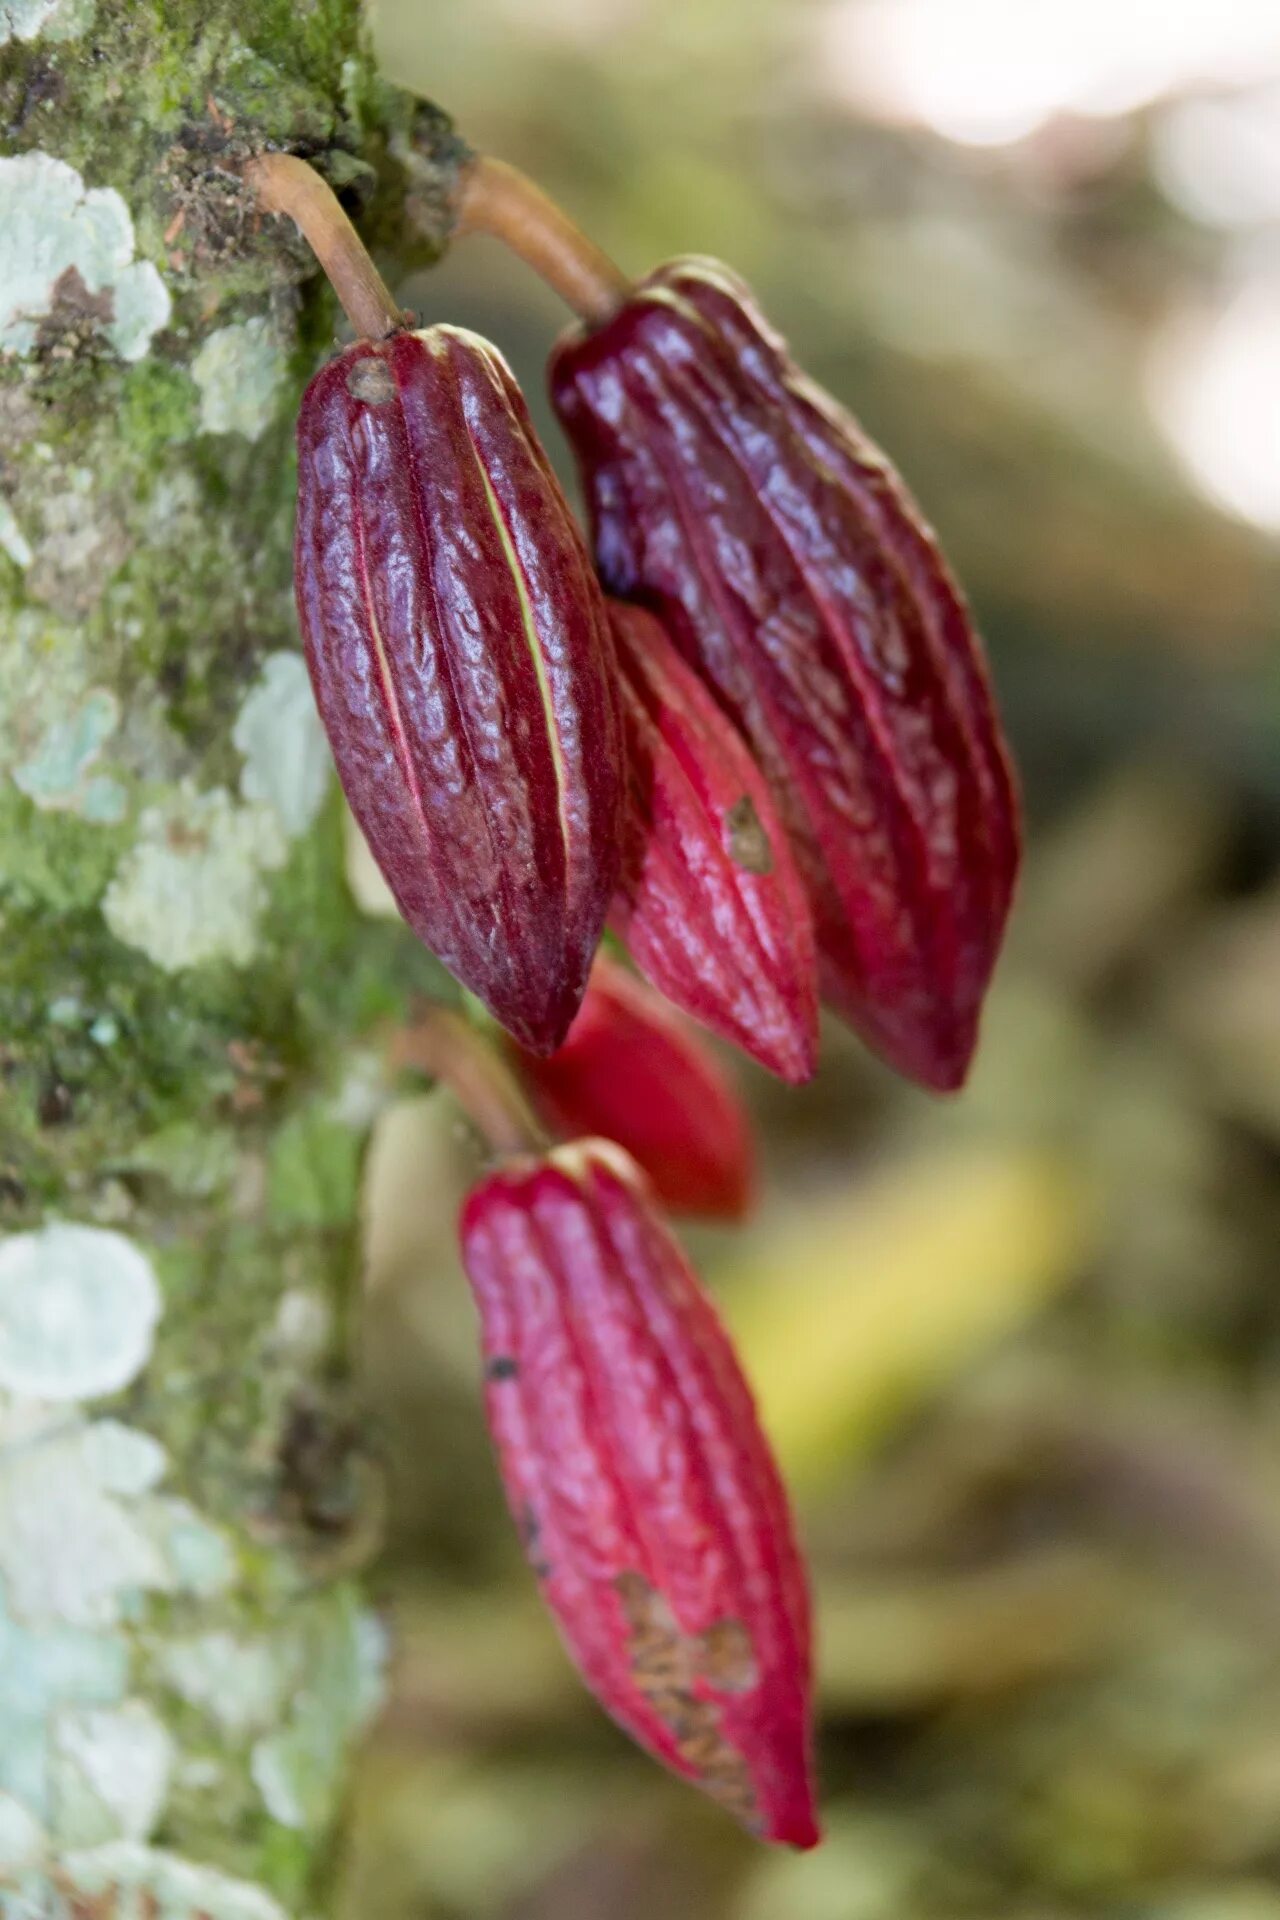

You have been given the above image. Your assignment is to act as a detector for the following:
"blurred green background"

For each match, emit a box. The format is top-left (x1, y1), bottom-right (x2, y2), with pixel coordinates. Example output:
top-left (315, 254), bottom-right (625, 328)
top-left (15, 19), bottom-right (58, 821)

top-left (342, 3), bottom-right (1280, 1914)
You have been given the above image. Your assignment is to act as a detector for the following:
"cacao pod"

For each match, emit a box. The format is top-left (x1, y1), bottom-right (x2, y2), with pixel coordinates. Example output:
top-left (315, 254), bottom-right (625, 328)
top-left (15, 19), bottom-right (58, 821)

top-left (607, 601), bottom-right (818, 1085)
top-left (550, 259), bottom-right (1020, 1090)
top-left (517, 952), bottom-right (757, 1220)
top-left (460, 1138), bottom-right (818, 1846)
top-left (296, 326), bottom-right (622, 1053)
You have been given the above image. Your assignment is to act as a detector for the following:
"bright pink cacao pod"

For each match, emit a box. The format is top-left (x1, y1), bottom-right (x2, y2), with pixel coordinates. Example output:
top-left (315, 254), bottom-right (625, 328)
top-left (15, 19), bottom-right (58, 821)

top-left (607, 601), bottom-right (818, 1085)
top-left (295, 326), bottom-right (623, 1054)
top-left (550, 259), bottom-right (1020, 1090)
top-left (517, 953), bottom-right (757, 1220)
top-left (459, 1139), bottom-right (818, 1847)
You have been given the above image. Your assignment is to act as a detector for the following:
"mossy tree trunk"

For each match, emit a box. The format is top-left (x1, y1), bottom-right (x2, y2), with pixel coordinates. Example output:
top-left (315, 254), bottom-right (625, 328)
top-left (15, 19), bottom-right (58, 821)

top-left (0, 7), bottom-right (457, 1914)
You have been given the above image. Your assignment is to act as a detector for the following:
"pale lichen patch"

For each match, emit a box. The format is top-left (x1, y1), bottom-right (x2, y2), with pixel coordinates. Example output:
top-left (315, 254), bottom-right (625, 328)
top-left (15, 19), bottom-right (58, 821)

top-left (80, 1420), bottom-right (167, 1498)
top-left (0, 1578), bottom-right (128, 1820)
top-left (0, 1790), bottom-right (45, 1873)
top-left (1, 610), bottom-right (93, 781)
top-left (0, 0), bottom-right (94, 44)
top-left (143, 1499), bottom-right (236, 1600)
top-left (247, 1740), bottom-right (307, 1831)
top-left (59, 1841), bottom-right (290, 1920)
top-left (0, 1418), bottom-right (170, 1628)
top-left (250, 1595), bottom-right (387, 1832)
top-left (13, 688), bottom-right (127, 823)
top-left (142, 467), bottom-right (202, 539)
top-left (102, 782), bottom-right (289, 972)
top-left (233, 651), bottom-right (331, 839)
top-left (0, 154), bottom-right (169, 361)
top-left (24, 466), bottom-right (131, 618)
top-left (192, 317), bottom-right (288, 441)
top-left (0, 1224), bottom-right (160, 1402)
top-left (52, 1700), bottom-right (174, 1845)
top-left (0, 606), bottom-right (136, 861)
top-left (77, 1420), bottom-right (166, 1505)
top-left (160, 1633), bottom-right (289, 1740)
top-left (0, 499), bottom-right (33, 569)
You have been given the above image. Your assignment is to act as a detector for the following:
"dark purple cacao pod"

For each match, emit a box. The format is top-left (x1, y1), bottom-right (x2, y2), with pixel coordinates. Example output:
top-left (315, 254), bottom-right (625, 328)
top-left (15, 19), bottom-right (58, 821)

top-left (296, 327), bottom-right (623, 1054)
top-left (550, 260), bottom-right (1020, 1090)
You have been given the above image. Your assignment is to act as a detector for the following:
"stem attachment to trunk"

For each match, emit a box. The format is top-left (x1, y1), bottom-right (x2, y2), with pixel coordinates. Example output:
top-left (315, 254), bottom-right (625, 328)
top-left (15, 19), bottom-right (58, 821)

top-left (245, 152), bottom-right (406, 341)
top-left (453, 156), bottom-right (631, 329)
top-left (391, 1005), bottom-right (545, 1159)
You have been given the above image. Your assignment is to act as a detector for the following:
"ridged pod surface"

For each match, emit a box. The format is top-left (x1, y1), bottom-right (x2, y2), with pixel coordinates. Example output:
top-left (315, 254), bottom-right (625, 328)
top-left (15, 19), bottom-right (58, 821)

top-left (460, 1140), bottom-right (818, 1846)
top-left (517, 953), bottom-right (757, 1220)
top-left (296, 326), bottom-right (622, 1053)
top-left (550, 260), bottom-right (1020, 1089)
top-left (607, 602), bottom-right (818, 1084)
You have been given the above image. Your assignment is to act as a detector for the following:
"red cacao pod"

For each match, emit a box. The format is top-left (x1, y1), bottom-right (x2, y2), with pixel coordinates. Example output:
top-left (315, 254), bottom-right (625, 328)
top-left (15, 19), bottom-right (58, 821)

top-left (607, 601), bottom-right (818, 1085)
top-left (517, 953), bottom-right (757, 1220)
top-left (460, 1139), bottom-right (818, 1847)
top-left (296, 326), bottom-right (623, 1054)
top-left (549, 259), bottom-right (1020, 1090)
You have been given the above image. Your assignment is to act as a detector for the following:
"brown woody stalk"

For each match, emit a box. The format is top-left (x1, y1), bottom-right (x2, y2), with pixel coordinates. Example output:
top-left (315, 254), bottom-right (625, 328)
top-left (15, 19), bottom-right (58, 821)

top-left (453, 155), bottom-right (631, 328)
top-left (245, 152), bottom-right (406, 340)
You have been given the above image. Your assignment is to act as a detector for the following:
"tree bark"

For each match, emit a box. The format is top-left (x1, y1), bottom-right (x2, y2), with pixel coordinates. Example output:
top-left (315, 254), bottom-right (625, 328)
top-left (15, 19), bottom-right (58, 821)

top-left (0, 7), bottom-right (459, 1914)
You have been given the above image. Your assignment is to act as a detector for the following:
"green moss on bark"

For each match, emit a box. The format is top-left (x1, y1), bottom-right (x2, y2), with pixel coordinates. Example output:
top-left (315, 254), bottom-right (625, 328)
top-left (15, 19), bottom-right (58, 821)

top-left (0, 6), bottom-right (463, 1912)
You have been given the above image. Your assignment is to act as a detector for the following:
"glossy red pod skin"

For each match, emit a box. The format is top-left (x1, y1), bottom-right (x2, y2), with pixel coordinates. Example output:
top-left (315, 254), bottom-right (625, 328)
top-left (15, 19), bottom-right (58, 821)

top-left (460, 1139), bottom-right (818, 1847)
top-left (517, 952), bottom-right (757, 1220)
top-left (296, 326), bottom-right (623, 1054)
top-left (607, 602), bottom-right (818, 1085)
top-left (550, 259), bottom-right (1020, 1090)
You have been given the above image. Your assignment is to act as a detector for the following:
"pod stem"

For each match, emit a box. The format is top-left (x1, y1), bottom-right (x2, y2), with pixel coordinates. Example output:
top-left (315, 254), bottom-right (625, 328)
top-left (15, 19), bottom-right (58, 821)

top-left (391, 1005), bottom-right (545, 1159)
top-left (244, 152), bottom-right (406, 342)
top-left (453, 155), bottom-right (631, 328)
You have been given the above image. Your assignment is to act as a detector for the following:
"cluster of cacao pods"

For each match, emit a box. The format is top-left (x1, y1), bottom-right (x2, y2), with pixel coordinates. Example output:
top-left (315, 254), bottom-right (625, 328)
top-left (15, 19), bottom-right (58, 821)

top-left (291, 184), bottom-right (1020, 1849)
top-left (296, 255), bottom-right (1018, 1088)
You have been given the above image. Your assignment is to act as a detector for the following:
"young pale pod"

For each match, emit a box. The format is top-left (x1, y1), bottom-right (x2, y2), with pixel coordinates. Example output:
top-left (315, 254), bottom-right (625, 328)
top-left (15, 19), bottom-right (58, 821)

top-left (607, 602), bottom-right (818, 1086)
top-left (516, 953), bottom-right (758, 1221)
top-left (550, 260), bottom-right (1020, 1090)
top-left (459, 1139), bottom-right (819, 1847)
top-left (296, 326), bottom-right (622, 1054)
